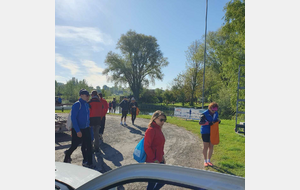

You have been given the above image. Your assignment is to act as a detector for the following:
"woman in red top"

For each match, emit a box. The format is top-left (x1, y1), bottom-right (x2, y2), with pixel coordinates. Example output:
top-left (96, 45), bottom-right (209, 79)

top-left (144, 110), bottom-right (167, 190)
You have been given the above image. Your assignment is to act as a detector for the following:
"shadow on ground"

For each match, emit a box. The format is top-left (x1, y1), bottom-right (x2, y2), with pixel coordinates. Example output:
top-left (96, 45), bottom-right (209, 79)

top-left (133, 124), bottom-right (147, 132)
top-left (125, 125), bottom-right (144, 136)
top-left (55, 132), bottom-right (72, 150)
top-left (209, 165), bottom-right (236, 176)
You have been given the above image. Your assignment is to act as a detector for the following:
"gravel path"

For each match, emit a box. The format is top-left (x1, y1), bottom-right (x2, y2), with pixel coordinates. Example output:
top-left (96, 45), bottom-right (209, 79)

top-left (55, 113), bottom-right (204, 190)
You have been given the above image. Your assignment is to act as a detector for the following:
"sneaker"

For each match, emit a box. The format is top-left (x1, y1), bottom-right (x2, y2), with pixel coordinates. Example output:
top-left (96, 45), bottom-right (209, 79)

top-left (63, 150), bottom-right (72, 163)
top-left (120, 122), bottom-right (123, 125)
top-left (204, 162), bottom-right (208, 167)
top-left (207, 162), bottom-right (213, 166)
top-left (124, 122), bottom-right (126, 125)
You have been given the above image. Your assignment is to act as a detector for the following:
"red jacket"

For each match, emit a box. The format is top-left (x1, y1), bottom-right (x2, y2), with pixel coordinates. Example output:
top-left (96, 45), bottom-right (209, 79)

top-left (144, 122), bottom-right (165, 163)
top-left (89, 97), bottom-right (108, 119)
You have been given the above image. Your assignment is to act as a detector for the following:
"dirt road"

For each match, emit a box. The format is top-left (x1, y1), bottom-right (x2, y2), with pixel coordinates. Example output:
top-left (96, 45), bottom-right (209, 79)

top-left (55, 113), bottom-right (204, 189)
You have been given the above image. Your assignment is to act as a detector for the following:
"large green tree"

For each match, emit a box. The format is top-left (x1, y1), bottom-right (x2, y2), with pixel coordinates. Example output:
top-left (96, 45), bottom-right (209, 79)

top-left (171, 73), bottom-right (187, 106)
top-left (185, 40), bottom-right (203, 106)
top-left (103, 30), bottom-right (169, 101)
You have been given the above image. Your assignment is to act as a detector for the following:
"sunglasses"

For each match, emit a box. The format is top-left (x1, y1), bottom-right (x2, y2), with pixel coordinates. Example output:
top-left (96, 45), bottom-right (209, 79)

top-left (160, 118), bottom-right (167, 122)
top-left (211, 109), bottom-right (218, 112)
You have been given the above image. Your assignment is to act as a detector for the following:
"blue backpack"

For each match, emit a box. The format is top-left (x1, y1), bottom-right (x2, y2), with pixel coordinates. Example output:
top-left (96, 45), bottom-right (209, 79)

top-left (133, 138), bottom-right (146, 163)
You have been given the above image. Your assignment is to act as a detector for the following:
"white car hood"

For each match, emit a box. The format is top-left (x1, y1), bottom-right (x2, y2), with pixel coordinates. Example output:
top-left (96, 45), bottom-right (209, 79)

top-left (55, 162), bottom-right (102, 189)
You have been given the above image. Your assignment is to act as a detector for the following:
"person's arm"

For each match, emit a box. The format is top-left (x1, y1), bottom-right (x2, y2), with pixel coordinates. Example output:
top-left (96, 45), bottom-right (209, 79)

top-left (199, 114), bottom-right (209, 125)
top-left (216, 112), bottom-right (221, 124)
top-left (144, 128), bottom-right (157, 163)
top-left (119, 100), bottom-right (124, 108)
top-left (71, 103), bottom-right (81, 134)
top-left (104, 100), bottom-right (108, 113)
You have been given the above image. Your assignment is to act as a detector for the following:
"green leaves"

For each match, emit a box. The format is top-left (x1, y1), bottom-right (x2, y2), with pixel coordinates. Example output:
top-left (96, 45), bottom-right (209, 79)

top-left (103, 30), bottom-right (169, 101)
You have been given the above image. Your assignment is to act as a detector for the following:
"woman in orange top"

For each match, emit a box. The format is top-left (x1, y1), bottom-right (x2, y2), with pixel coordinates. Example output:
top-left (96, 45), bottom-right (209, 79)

top-left (144, 110), bottom-right (167, 190)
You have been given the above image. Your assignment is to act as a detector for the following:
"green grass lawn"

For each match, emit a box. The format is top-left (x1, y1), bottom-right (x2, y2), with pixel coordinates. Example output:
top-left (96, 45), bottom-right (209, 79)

top-left (55, 110), bottom-right (71, 113)
top-left (55, 110), bottom-right (245, 177)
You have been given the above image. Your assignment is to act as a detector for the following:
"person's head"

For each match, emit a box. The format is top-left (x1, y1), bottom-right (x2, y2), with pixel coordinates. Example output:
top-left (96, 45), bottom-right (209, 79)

top-left (98, 93), bottom-right (103, 99)
top-left (91, 90), bottom-right (98, 97)
top-left (124, 96), bottom-right (127, 100)
top-left (113, 98), bottom-right (116, 101)
top-left (79, 89), bottom-right (90, 102)
top-left (149, 110), bottom-right (167, 128)
top-left (208, 102), bottom-right (219, 113)
top-left (131, 97), bottom-right (135, 102)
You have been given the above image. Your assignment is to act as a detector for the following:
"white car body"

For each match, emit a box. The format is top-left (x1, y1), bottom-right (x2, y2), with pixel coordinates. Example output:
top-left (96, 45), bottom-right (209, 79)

top-left (55, 162), bottom-right (245, 190)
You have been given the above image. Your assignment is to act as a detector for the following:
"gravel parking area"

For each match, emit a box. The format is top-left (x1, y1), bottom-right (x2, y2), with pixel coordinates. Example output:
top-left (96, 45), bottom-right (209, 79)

top-left (55, 113), bottom-right (204, 189)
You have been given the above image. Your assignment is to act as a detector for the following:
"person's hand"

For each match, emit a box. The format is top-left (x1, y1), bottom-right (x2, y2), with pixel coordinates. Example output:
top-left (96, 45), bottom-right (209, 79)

top-left (209, 122), bottom-right (213, 126)
top-left (218, 119), bottom-right (221, 124)
top-left (154, 160), bottom-right (159, 163)
top-left (77, 131), bottom-right (82, 138)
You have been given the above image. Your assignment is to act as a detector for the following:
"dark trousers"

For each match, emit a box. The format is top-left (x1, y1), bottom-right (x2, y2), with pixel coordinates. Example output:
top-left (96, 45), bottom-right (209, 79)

top-left (147, 162), bottom-right (165, 190)
top-left (99, 116), bottom-right (106, 135)
top-left (64, 127), bottom-right (93, 165)
top-left (121, 110), bottom-right (128, 119)
top-left (147, 182), bottom-right (165, 190)
top-left (131, 109), bottom-right (136, 123)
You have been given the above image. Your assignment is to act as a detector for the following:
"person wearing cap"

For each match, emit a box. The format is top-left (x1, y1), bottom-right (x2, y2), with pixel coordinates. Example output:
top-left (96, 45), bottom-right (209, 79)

top-left (129, 97), bottom-right (138, 125)
top-left (98, 93), bottom-right (108, 142)
top-left (198, 102), bottom-right (221, 167)
top-left (119, 96), bottom-right (130, 125)
top-left (88, 90), bottom-right (103, 152)
top-left (64, 89), bottom-right (94, 168)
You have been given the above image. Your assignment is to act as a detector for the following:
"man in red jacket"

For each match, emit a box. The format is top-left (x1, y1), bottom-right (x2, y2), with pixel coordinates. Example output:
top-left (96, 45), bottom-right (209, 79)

top-left (88, 91), bottom-right (103, 152)
top-left (98, 92), bottom-right (108, 142)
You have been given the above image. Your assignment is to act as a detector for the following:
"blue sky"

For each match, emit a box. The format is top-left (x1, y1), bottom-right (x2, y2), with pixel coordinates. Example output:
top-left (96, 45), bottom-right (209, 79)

top-left (55, 0), bottom-right (229, 90)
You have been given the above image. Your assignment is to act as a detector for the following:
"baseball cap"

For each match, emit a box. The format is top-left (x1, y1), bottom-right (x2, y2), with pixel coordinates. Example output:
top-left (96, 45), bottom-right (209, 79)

top-left (131, 97), bottom-right (135, 101)
top-left (79, 89), bottom-right (90, 96)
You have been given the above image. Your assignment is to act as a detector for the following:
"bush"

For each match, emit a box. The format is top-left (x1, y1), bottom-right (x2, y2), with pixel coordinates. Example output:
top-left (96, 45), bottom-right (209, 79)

top-left (215, 87), bottom-right (235, 119)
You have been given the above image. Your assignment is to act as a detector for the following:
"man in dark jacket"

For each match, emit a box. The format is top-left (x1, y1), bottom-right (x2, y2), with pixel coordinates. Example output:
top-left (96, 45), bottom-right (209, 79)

top-left (112, 98), bottom-right (116, 113)
top-left (129, 97), bottom-right (138, 125)
top-left (64, 89), bottom-right (94, 168)
top-left (119, 96), bottom-right (129, 125)
top-left (98, 93), bottom-right (108, 142)
top-left (88, 91), bottom-right (102, 152)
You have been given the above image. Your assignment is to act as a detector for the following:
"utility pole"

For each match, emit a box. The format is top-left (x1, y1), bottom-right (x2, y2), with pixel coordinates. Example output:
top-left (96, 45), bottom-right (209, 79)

top-left (202, 0), bottom-right (208, 109)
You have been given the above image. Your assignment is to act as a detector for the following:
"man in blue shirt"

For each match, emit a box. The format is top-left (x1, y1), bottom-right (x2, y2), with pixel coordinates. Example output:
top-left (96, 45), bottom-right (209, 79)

top-left (64, 89), bottom-right (94, 168)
